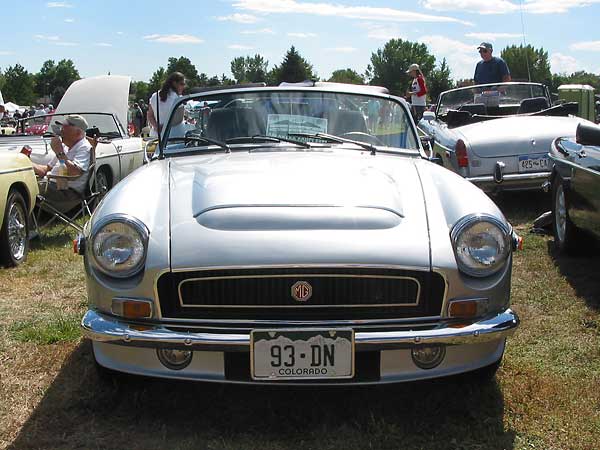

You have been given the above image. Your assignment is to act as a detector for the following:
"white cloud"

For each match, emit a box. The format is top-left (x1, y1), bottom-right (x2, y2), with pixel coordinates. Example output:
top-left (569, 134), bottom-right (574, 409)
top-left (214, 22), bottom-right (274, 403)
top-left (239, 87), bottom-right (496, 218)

top-left (55, 42), bottom-right (78, 46)
top-left (570, 40), bottom-right (600, 51)
top-left (241, 28), bottom-right (275, 34)
top-left (419, 35), bottom-right (479, 79)
top-left (47, 1), bottom-right (72, 7)
top-left (64, 18), bottom-right (75, 23)
top-left (228, 44), bottom-right (254, 50)
top-left (0, 51), bottom-right (14, 56)
top-left (116, 31), bottom-right (124, 35)
top-left (217, 13), bottom-right (260, 23)
top-left (325, 47), bottom-right (357, 53)
top-left (143, 34), bottom-right (204, 44)
top-left (550, 53), bottom-right (580, 74)
top-left (287, 32), bottom-right (317, 38)
top-left (422, 0), bottom-right (600, 15)
top-left (34, 34), bottom-right (60, 41)
top-left (95, 42), bottom-right (113, 47)
top-left (465, 32), bottom-right (522, 41)
top-left (233, 0), bottom-right (472, 25)
top-left (360, 23), bottom-right (404, 41)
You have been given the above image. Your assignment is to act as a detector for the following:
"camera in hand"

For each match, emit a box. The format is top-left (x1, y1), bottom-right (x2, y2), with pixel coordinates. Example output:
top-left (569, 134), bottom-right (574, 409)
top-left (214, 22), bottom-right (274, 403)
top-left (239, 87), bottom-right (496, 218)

top-left (86, 126), bottom-right (100, 139)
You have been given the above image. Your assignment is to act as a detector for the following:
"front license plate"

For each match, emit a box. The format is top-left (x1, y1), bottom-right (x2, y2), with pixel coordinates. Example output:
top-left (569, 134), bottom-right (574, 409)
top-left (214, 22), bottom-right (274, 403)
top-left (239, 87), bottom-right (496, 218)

top-left (518, 155), bottom-right (549, 172)
top-left (251, 329), bottom-right (354, 380)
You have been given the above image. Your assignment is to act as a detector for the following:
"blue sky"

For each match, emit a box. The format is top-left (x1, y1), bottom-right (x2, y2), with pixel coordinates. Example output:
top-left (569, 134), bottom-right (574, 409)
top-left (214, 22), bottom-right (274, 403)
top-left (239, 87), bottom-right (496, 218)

top-left (4, 0), bottom-right (600, 83)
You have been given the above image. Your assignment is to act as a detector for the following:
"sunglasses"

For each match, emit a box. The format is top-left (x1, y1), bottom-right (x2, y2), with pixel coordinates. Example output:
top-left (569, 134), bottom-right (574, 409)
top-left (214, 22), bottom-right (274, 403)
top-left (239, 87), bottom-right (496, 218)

top-left (478, 48), bottom-right (489, 53)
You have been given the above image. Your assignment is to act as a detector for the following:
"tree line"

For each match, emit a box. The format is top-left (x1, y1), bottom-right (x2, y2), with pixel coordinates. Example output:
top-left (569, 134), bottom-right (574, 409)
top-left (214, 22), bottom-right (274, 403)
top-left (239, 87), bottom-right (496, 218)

top-left (2, 40), bottom-right (600, 107)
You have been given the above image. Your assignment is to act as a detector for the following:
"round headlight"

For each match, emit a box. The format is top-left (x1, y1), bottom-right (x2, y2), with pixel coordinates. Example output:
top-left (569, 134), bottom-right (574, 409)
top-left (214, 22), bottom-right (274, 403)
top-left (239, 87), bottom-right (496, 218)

top-left (90, 215), bottom-right (149, 278)
top-left (451, 214), bottom-right (511, 277)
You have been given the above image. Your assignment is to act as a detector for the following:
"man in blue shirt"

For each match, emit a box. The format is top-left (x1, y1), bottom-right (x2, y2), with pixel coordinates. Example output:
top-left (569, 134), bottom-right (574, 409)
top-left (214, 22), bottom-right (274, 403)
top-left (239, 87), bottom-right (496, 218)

top-left (473, 42), bottom-right (511, 85)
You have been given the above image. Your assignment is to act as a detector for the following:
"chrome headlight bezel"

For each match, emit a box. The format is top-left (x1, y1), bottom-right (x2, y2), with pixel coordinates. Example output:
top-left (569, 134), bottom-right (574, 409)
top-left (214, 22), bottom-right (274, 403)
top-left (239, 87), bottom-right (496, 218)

top-left (89, 214), bottom-right (149, 279)
top-left (450, 214), bottom-right (511, 278)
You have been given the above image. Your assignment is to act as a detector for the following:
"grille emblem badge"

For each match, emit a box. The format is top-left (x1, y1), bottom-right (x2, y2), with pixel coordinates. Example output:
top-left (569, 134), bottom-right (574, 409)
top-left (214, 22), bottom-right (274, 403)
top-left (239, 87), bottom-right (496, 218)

top-left (291, 281), bottom-right (312, 302)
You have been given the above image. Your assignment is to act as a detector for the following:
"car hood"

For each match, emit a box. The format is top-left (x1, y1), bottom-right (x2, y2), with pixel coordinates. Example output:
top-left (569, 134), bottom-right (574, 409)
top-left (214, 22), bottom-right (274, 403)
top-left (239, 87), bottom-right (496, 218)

top-left (167, 150), bottom-right (431, 270)
top-left (456, 115), bottom-right (587, 158)
top-left (55, 75), bottom-right (131, 132)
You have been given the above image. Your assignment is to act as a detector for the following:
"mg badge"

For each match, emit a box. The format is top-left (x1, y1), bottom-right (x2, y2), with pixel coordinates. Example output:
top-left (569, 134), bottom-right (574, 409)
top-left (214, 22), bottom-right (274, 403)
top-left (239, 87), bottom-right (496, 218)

top-left (291, 281), bottom-right (312, 302)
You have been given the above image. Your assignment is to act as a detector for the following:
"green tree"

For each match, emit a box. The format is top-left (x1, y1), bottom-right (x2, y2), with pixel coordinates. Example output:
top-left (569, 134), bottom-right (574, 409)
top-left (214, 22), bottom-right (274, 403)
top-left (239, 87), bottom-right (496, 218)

top-left (131, 80), bottom-right (150, 102)
top-left (367, 39), bottom-right (435, 96)
top-left (34, 59), bottom-right (56, 99)
top-left (270, 46), bottom-right (315, 85)
top-left (328, 69), bottom-right (364, 84)
top-left (51, 59), bottom-right (80, 104)
top-left (232, 54), bottom-right (269, 83)
top-left (427, 58), bottom-right (454, 103)
top-left (166, 56), bottom-right (200, 87)
top-left (501, 45), bottom-right (551, 85)
top-left (3, 64), bottom-right (35, 105)
top-left (148, 67), bottom-right (166, 96)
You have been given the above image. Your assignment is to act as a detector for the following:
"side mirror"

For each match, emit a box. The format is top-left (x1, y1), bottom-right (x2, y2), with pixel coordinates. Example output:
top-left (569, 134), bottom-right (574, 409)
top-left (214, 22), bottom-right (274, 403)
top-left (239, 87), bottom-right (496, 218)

top-left (420, 135), bottom-right (434, 153)
top-left (144, 138), bottom-right (159, 164)
top-left (422, 111), bottom-right (436, 121)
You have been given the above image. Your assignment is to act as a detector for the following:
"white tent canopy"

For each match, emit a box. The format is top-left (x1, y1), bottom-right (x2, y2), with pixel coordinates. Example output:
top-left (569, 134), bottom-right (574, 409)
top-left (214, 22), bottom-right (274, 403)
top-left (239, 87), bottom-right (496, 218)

top-left (3, 102), bottom-right (22, 112)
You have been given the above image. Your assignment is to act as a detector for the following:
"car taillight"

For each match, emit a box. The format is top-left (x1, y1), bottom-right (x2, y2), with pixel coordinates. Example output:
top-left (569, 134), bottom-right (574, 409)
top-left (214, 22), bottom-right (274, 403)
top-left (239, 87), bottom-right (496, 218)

top-left (455, 139), bottom-right (468, 167)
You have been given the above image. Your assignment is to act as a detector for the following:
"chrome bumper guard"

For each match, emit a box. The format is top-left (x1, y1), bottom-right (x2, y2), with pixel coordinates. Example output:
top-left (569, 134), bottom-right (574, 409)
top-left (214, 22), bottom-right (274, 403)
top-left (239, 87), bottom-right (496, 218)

top-left (466, 172), bottom-right (551, 184)
top-left (82, 309), bottom-right (519, 351)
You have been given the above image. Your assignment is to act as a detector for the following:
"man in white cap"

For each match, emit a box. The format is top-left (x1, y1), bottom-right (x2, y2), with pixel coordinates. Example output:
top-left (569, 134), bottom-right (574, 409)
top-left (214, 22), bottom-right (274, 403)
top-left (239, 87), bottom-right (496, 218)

top-left (32, 114), bottom-right (92, 212)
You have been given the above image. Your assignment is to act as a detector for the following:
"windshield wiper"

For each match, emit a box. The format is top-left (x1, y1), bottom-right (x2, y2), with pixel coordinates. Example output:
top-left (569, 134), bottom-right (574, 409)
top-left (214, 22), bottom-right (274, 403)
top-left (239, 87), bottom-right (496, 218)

top-left (177, 133), bottom-right (231, 153)
top-left (225, 134), bottom-right (311, 149)
top-left (289, 132), bottom-right (377, 155)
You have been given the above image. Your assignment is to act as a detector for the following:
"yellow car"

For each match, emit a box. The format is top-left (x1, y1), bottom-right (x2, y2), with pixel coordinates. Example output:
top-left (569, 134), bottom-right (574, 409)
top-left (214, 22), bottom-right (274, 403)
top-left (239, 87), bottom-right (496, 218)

top-left (0, 152), bottom-right (38, 266)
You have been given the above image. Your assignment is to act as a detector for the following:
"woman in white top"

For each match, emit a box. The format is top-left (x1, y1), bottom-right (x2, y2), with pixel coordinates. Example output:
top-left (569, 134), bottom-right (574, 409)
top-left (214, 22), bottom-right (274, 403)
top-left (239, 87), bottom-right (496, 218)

top-left (147, 72), bottom-right (186, 137)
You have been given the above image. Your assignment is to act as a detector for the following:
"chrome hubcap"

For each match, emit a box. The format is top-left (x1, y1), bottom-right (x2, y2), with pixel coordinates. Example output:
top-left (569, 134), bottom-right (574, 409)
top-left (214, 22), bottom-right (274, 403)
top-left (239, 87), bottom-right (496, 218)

top-left (555, 184), bottom-right (567, 243)
top-left (7, 201), bottom-right (26, 260)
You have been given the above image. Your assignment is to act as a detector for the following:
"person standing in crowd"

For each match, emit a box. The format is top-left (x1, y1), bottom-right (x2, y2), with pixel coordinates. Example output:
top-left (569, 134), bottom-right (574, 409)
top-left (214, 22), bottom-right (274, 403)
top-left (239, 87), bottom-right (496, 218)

top-left (138, 99), bottom-right (148, 128)
top-left (473, 42), bottom-right (511, 85)
top-left (147, 72), bottom-right (186, 138)
top-left (406, 63), bottom-right (428, 122)
top-left (132, 102), bottom-right (143, 136)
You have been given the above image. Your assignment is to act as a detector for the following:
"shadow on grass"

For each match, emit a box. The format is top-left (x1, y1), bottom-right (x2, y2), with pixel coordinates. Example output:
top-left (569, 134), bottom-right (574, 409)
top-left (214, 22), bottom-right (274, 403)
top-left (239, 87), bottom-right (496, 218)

top-left (9, 341), bottom-right (515, 450)
top-left (547, 241), bottom-right (600, 312)
top-left (492, 191), bottom-right (551, 227)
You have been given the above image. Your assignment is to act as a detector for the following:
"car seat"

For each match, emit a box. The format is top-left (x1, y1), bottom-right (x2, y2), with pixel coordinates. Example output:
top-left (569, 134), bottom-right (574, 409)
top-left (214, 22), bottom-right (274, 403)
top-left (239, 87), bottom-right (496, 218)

top-left (518, 97), bottom-right (549, 114)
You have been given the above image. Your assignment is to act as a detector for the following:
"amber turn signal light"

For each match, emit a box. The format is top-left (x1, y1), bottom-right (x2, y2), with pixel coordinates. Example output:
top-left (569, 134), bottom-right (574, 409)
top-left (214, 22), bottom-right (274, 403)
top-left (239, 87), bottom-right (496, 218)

top-left (112, 298), bottom-right (153, 319)
top-left (448, 299), bottom-right (487, 319)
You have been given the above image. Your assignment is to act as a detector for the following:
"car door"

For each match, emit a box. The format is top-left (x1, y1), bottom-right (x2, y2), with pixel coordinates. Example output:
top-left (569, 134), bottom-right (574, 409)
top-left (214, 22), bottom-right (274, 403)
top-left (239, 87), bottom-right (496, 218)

top-left (570, 144), bottom-right (600, 239)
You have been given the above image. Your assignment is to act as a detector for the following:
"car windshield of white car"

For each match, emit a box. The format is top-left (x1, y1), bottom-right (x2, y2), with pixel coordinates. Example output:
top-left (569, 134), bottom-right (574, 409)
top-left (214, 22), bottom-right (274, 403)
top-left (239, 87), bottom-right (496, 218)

top-left (162, 90), bottom-right (419, 154)
top-left (20, 112), bottom-right (122, 138)
top-left (437, 83), bottom-right (547, 117)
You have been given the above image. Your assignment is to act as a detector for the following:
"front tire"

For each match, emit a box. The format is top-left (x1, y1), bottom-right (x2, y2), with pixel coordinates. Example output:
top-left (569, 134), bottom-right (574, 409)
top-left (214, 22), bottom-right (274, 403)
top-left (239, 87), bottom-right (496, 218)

top-left (0, 190), bottom-right (29, 266)
top-left (552, 176), bottom-right (580, 253)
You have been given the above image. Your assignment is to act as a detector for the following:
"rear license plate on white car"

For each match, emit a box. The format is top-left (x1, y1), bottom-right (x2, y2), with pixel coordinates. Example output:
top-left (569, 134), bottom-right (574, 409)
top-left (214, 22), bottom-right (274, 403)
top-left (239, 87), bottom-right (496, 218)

top-left (251, 329), bottom-right (354, 380)
top-left (518, 155), bottom-right (550, 172)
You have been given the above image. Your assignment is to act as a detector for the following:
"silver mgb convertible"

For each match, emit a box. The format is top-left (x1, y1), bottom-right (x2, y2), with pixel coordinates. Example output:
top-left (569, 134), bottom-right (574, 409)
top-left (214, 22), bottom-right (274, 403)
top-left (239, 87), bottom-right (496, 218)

top-left (419, 82), bottom-right (588, 193)
top-left (79, 83), bottom-right (520, 384)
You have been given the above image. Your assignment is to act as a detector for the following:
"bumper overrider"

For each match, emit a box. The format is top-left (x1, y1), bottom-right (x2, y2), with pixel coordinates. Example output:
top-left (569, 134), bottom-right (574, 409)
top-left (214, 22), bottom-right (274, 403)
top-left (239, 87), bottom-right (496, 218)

top-left (82, 309), bottom-right (519, 384)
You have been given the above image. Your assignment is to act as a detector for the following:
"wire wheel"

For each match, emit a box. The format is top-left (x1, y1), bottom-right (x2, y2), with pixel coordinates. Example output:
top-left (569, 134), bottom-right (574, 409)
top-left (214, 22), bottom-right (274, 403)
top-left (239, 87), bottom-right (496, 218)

top-left (0, 191), bottom-right (28, 266)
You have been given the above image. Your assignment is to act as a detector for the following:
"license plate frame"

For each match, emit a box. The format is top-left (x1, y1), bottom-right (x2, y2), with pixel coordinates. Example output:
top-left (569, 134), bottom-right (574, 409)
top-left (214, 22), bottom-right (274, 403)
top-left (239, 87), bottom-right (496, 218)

top-left (518, 155), bottom-right (550, 172)
top-left (250, 328), bottom-right (355, 381)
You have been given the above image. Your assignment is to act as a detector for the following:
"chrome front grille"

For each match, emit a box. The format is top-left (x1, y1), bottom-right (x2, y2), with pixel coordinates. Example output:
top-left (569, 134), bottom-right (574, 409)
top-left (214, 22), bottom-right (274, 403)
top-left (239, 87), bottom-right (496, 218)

top-left (157, 267), bottom-right (445, 322)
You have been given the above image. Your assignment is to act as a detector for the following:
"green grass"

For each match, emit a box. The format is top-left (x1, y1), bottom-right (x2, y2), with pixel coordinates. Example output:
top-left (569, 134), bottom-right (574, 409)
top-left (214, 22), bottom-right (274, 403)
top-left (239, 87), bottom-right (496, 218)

top-left (10, 314), bottom-right (81, 345)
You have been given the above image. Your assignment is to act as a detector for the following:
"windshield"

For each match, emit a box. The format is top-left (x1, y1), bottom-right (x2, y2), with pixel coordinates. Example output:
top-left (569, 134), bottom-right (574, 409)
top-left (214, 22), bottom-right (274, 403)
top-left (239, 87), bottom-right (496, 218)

top-left (162, 90), bottom-right (419, 154)
top-left (437, 83), bottom-right (548, 116)
top-left (19, 112), bottom-right (123, 137)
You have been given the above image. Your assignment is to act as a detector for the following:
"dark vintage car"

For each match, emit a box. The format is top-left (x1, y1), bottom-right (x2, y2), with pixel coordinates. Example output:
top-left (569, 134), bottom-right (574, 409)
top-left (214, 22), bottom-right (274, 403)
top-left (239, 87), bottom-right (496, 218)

top-left (549, 122), bottom-right (600, 252)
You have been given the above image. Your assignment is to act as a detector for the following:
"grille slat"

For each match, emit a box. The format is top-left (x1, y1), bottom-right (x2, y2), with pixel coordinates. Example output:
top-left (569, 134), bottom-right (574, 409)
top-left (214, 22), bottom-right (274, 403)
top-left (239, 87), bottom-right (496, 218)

top-left (158, 267), bottom-right (446, 321)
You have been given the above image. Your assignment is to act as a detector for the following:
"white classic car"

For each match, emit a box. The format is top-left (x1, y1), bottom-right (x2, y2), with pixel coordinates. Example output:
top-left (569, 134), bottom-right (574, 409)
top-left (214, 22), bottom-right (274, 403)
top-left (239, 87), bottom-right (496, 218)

top-left (0, 76), bottom-right (145, 195)
top-left (419, 82), bottom-right (588, 193)
top-left (79, 83), bottom-right (520, 385)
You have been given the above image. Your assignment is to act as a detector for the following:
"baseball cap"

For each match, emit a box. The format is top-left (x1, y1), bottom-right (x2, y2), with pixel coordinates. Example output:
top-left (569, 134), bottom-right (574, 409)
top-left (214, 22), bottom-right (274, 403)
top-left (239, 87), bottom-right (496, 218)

top-left (406, 63), bottom-right (420, 73)
top-left (55, 114), bottom-right (89, 132)
top-left (477, 42), bottom-right (493, 51)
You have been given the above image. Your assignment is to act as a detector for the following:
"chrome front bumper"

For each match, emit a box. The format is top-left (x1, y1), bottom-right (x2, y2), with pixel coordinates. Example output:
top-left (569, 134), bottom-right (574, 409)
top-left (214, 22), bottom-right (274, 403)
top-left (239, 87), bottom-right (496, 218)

top-left (81, 309), bottom-right (519, 351)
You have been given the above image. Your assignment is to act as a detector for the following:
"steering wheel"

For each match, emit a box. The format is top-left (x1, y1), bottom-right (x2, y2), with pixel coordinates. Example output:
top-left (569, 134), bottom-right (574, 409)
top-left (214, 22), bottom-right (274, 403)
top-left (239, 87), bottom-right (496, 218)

top-left (340, 132), bottom-right (386, 146)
